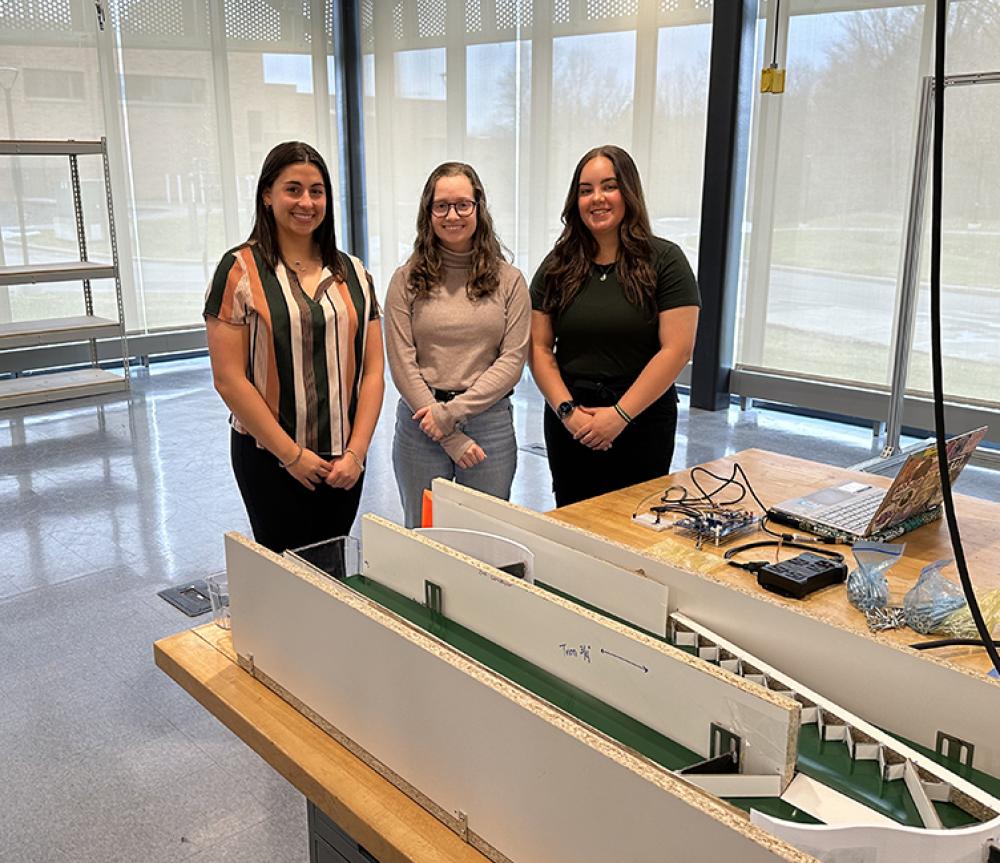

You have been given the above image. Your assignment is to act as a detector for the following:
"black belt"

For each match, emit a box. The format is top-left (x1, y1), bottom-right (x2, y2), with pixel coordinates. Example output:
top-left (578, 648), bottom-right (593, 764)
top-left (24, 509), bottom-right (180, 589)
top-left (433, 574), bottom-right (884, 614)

top-left (432, 388), bottom-right (466, 402)
top-left (432, 388), bottom-right (514, 402)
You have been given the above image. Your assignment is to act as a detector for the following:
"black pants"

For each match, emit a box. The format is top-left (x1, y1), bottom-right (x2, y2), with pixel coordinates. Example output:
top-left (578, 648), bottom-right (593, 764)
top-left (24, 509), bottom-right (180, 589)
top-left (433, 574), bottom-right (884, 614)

top-left (231, 429), bottom-right (365, 553)
top-left (543, 379), bottom-right (678, 507)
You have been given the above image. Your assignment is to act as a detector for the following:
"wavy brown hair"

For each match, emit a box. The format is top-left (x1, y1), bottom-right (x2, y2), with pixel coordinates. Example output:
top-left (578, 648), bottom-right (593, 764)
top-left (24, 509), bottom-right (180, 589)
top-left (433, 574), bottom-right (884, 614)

top-left (247, 141), bottom-right (344, 280)
top-left (406, 162), bottom-right (505, 300)
top-left (538, 145), bottom-right (657, 318)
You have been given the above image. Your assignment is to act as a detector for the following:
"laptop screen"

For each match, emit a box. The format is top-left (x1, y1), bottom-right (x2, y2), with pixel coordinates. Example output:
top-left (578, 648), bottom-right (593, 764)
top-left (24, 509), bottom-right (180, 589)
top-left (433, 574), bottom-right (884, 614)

top-left (867, 427), bottom-right (987, 535)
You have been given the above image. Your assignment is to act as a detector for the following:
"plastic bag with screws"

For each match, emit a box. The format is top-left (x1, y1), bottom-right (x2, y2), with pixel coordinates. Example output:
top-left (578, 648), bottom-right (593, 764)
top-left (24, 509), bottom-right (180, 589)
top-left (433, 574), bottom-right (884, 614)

top-left (903, 559), bottom-right (968, 635)
top-left (939, 587), bottom-right (1000, 639)
top-left (846, 541), bottom-right (904, 612)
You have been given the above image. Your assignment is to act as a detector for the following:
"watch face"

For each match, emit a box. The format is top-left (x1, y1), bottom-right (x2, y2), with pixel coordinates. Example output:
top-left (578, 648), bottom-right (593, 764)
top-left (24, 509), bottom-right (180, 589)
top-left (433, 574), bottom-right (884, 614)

top-left (557, 400), bottom-right (575, 419)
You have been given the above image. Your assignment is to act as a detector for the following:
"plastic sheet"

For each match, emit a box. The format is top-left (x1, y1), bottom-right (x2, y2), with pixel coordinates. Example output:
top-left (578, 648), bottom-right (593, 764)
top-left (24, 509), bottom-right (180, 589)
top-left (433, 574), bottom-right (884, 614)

top-left (846, 542), bottom-right (904, 612)
top-left (903, 559), bottom-right (967, 635)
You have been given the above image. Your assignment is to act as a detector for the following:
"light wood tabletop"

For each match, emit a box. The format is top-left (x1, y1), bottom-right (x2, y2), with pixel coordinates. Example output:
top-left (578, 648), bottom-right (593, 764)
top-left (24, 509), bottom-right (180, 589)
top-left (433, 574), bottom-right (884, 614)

top-left (547, 448), bottom-right (1000, 676)
top-left (154, 624), bottom-right (489, 863)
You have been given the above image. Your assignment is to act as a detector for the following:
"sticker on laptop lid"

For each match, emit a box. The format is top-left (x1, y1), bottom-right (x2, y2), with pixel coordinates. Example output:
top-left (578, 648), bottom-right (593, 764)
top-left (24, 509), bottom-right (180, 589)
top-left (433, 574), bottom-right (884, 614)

top-left (838, 482), bottom-right (872, 494)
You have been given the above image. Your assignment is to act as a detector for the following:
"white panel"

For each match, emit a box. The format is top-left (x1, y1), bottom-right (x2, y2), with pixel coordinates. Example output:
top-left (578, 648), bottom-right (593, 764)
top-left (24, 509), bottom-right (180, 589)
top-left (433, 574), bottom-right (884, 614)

top-left (225, 533), bottom-right (801, 863)
top-left (431, 480), bottom-right (669, 636)
top-left (361, 516), bottom-right (797, 783)
top-left (429, 481), bottom-right (1000, 777)
top-left (753, 810), bottom-right (1000, 863)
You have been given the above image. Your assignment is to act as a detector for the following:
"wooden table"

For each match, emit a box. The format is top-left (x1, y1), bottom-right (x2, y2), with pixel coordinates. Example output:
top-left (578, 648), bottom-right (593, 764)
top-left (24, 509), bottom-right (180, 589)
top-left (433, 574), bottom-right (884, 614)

top-left (154, 623), bottom-right (488, 863)
top-left (155, 448), bottom-right (999, 861)
top-left (549, 448), bottom-right (1000, 676)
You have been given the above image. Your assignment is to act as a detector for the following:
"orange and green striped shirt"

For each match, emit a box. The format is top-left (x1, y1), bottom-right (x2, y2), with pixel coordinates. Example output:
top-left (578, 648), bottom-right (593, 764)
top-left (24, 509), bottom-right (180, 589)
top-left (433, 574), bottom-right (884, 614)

top-left (204, 244), bottom-right (379, 456)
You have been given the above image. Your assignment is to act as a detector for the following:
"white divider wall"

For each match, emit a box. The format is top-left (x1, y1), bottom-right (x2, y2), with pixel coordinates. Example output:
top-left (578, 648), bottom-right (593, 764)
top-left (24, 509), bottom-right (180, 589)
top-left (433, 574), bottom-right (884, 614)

top-left (430, 482), bottom-right (1000, 778)
top-left (225, 533), bottom-right (809, 863)
top-left (361, 516), bottom-right (799, 784)
top-left (431, 480), bottom-right (670, 636)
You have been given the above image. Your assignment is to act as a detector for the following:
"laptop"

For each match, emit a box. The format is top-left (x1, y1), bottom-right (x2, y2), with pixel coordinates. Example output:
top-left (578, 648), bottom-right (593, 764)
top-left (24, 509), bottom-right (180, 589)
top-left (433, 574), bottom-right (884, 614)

top-left (767, 427), bottom-right (988, 542)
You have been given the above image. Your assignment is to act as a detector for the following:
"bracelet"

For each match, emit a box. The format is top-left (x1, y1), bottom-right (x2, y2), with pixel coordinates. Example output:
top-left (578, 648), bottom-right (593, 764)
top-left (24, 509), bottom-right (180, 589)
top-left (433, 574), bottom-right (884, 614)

top-left (345, 448), bottom-right (365, 472)
top-left (279, 443), bottom-right (303, 470)
top-left (613, 402), bottom-right (634, 424)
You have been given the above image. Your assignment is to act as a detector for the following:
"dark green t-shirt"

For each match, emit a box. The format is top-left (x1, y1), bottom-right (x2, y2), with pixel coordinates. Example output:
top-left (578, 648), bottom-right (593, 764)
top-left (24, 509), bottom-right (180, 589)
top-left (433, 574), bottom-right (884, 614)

top-left (529, 236), bottom-right (700, 381)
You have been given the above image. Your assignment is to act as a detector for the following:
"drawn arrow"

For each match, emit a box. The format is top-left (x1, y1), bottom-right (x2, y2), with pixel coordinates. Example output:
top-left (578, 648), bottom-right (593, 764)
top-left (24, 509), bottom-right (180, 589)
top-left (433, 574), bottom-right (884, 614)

top-left (600, 648), bottom-right (649, 673)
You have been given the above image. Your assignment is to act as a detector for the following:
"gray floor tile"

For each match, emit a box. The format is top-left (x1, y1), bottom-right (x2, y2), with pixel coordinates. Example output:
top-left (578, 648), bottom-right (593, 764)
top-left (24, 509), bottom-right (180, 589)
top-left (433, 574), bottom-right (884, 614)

top-left (185, 807), bottom-right (309, 863)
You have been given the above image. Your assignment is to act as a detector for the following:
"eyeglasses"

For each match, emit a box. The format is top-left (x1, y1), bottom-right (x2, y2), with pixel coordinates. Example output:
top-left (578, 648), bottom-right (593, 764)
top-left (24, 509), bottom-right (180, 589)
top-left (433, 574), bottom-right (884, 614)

top-left (430, 199), bottom-right (477, 218)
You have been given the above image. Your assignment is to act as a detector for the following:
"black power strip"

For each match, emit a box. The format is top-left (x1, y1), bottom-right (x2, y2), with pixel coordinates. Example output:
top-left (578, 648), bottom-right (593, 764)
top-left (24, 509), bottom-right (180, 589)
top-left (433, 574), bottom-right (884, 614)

top-left (756, 553), bottom-right (848, 600)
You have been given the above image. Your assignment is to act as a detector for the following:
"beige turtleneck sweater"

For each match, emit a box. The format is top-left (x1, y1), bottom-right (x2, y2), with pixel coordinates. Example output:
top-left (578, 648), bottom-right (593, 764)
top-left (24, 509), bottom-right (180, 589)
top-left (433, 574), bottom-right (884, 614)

top-left (384, 247), bottom-right (531, 461)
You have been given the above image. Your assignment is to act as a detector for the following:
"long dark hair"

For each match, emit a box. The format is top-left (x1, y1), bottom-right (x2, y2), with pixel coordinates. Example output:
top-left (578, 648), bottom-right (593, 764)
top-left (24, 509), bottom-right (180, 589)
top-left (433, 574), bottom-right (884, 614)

top-left (406, 162), bottom-right (505, 300)
top-left (539, 145), bottom-right (657, 317)
top-left (247, 141), bottom-right (344, 279)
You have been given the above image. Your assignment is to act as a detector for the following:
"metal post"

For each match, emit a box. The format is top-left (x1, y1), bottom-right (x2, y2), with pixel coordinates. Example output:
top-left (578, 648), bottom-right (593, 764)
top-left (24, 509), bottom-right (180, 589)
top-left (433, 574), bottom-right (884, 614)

top-left (332, 0), bottom-right (369, 261)
top-left (689, 0), bottom-right (757, 410)
top-left (882, 70), bottom-right (1000, 456)
top-left (883, 75), bottom-right (934, 456)
top-left (68, 154), bottom-right (98, 367)
top-left (102, 137), bottom-right (130, 381)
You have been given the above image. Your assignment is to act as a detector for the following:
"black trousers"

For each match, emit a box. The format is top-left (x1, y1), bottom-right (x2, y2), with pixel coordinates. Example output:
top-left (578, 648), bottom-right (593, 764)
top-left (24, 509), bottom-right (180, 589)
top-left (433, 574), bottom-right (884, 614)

top-left (543, 379), bottom-right (678, 508)
top-left (230, 429), bottom-right (365, 553)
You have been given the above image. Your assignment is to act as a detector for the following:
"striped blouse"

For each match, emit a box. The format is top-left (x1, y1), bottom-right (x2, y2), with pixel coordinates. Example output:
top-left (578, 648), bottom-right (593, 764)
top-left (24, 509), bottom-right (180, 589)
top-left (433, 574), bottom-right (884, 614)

top-left (204, 244), bottom-right (379, 457)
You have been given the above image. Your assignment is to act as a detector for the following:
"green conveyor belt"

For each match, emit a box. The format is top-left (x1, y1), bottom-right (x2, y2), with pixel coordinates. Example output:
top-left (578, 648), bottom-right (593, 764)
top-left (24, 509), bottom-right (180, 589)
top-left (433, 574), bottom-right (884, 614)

top-left (343, 575), bottom-right (700, 771)
top-left (342, 574), bottom-right (989, 830)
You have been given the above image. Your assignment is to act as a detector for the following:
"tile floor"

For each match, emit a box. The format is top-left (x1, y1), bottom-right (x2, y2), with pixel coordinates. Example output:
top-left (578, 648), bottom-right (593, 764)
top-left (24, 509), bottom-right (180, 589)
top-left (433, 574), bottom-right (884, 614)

top-left (1, 357), bottom-right (996, 862)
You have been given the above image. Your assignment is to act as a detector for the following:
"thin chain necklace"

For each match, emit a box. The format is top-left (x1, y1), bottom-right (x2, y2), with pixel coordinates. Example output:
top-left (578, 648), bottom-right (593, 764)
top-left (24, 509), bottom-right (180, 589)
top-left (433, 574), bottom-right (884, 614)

top-left (594, 261), bottom-right (616, 282)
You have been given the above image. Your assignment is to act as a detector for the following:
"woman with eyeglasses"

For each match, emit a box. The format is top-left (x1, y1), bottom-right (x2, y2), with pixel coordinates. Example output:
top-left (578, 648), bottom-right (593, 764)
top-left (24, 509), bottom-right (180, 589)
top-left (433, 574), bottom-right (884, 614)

top-left (529, 145), bottom-right (700, 506)
top-left (385, 162), bottom-right (530, 527)
top-left (204, 141), bottom-right (384, 552)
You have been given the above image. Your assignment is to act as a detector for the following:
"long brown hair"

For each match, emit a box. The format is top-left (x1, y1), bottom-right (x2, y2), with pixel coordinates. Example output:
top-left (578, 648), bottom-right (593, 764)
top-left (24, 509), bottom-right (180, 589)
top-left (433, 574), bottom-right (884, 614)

top-left (247, 141), bottom-right (344, 279)
top-left (406, 162), bottom-right (505, 300)
top-left (539, 145), bottom-right (657, 317)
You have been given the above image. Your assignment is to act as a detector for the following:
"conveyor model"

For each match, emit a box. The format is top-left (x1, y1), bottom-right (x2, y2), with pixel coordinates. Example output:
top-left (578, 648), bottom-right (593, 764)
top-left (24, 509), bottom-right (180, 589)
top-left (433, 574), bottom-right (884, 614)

top-left (224, 481), bottom-right (1000, 863)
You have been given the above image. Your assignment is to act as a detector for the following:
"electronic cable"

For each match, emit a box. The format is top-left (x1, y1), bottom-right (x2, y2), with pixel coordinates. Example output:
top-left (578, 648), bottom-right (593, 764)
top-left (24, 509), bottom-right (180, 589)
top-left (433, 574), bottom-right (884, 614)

top-left (911, 638), bottom-right (1000, 652)
top-left (724, 540), bottom-right (845, 571)
top-left (929, 0), bottom-right (1000, 676)
top-left (760, 514), bottom-right (838, 545)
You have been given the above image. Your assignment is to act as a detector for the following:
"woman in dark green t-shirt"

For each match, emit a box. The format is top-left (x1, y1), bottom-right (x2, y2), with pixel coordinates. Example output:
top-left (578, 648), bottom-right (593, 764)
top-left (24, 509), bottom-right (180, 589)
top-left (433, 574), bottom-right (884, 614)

top-left (529, 145), bottom-right (700, 506)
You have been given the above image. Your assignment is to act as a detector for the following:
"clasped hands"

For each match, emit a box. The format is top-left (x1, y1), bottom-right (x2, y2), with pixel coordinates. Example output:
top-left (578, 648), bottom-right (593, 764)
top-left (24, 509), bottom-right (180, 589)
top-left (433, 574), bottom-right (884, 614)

top-left (413, 404), bottom-right (486, 469)
top-left (564, 405), bottom-right (627, 451)
top-left (287, 447), bottom-right (362, 490)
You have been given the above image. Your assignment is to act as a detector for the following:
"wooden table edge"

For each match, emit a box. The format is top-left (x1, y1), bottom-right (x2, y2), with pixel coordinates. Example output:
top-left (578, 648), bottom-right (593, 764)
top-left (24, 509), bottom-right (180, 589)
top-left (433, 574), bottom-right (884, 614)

top-left (153, 626), bottom-right (489, 863)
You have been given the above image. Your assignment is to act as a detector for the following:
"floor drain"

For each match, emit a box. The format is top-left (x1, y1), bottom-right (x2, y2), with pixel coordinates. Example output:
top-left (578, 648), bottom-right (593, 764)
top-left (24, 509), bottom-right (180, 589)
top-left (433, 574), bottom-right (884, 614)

top-left (157, 580), bottom-right (212, 616)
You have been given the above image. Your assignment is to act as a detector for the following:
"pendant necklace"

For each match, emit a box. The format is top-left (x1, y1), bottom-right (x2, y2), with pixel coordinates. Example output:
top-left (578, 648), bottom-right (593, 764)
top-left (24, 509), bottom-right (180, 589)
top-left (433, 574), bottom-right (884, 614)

top-left (594, 261), bottom-right (616, 282)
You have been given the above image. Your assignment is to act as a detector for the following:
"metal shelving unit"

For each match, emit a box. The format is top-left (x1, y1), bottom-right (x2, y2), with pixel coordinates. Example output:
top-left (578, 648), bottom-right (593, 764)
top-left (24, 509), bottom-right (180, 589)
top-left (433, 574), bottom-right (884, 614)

top-left (0, 137), bottom-right (129, 409)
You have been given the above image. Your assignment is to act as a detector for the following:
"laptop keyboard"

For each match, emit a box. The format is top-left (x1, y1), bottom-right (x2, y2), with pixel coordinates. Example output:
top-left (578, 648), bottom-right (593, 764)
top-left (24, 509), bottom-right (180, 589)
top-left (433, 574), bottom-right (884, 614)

top-left (820, 494), bottom-right (885, 531)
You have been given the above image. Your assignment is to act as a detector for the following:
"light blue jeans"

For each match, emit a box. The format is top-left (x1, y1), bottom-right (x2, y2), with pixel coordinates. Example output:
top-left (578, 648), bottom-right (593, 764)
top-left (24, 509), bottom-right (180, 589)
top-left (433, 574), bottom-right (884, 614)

top-left (392, 396), bottom-right (518, 528)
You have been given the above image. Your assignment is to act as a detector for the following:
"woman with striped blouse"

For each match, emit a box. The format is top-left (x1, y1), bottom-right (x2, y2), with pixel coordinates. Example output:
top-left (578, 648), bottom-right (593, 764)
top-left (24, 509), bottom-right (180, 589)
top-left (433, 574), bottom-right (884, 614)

top-left (205, 141), bottom-right (384, 552)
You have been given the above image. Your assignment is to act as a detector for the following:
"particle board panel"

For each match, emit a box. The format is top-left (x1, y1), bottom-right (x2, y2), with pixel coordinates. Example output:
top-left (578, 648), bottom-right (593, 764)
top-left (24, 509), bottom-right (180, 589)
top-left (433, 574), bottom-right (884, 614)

top-left (432, 473), bottom-right (1000, 778)
top-left (153, 626), bottom-right (488, 863)
top-left (225, 532), bottom-right (813, 863)
top-left (361, 515), bottom-right (799, 785)
top-left (431, 480), bottom-right (669, 636)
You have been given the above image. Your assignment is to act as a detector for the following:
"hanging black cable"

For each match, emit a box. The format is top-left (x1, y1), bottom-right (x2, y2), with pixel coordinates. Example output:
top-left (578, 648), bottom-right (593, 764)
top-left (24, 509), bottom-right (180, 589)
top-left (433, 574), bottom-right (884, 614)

top-left (930, 0), bottom-right (1000, 676)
